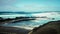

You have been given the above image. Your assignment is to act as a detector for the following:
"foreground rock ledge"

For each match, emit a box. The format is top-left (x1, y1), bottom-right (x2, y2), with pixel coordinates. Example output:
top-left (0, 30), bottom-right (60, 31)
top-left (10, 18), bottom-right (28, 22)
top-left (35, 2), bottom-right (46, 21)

top-left (0, 26), bottom-right (31, 34)
top-left (29, 20), bottom-right (60, 34)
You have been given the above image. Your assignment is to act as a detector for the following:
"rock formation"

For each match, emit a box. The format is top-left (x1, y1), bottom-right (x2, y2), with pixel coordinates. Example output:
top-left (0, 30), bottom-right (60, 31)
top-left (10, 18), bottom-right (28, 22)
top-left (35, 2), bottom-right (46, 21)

top-left (28, 20), bottom-right (60, 34)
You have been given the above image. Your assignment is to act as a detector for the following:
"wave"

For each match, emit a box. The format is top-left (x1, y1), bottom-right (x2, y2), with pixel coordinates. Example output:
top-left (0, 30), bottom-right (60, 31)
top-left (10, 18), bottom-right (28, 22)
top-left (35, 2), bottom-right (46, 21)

top-left (0, 11), bottom-right (60, 30)
top-left (0, 11), bottom-right (60, 15)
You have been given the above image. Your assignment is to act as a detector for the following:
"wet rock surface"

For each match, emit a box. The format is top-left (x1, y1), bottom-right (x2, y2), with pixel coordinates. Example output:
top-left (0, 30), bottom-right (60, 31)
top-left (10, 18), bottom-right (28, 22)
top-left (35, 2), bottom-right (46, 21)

top-left (29, 20), bottom-right (60, 34)
top-left (0, 26), bottom-right (31, 34)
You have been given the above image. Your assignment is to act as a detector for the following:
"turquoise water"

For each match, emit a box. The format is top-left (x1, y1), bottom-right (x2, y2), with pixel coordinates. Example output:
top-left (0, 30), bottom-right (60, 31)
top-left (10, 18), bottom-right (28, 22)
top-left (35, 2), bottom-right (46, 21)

top-left (0, 12), bottom-right (60, 29)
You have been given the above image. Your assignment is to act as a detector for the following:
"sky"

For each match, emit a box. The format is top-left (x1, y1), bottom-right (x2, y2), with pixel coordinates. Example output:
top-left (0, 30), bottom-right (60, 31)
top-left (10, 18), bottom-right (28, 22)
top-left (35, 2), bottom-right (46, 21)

top-left (0, 0), bottom-right (60, 12)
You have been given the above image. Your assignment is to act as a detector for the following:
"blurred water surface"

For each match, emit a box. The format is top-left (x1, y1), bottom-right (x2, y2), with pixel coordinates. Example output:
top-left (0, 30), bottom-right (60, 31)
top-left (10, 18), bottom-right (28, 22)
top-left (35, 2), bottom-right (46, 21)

top-left (0, 11), bottom-right (60, 29)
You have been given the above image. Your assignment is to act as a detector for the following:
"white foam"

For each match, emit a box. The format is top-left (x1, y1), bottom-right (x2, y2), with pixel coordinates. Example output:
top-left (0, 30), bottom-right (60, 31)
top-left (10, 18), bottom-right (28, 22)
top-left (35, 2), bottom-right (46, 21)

top-left (12, 26), bottom-right (33, 30)
top-left (0, 14), bottom-right (26, 18)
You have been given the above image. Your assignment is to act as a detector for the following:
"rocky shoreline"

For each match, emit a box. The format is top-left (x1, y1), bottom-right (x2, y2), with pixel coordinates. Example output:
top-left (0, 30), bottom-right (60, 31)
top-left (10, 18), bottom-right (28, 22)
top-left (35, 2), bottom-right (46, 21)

top-left (29, 20), bottom-right (60, 34)
top-left (0, 26), bottom-right (31, 34)
top-left (0, 17), bottom-right (60, 34)
top-left (0, 17), bottom-right (36, 24)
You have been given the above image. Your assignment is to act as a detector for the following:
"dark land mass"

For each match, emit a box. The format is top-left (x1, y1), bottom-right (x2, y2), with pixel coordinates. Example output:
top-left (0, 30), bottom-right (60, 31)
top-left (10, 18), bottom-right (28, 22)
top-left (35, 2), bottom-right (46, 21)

top-left (0, 26), bottom-right (31, 34)
top-left (0, 16), bottom-right (55, 24)
top-left (0, 17), bottom-right (36, 24)
top-left (29, 20), bottom-right (60, 34)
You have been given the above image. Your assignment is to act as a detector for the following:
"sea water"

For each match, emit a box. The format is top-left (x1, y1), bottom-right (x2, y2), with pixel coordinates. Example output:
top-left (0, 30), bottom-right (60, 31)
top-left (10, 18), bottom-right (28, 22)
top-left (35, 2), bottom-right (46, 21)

top-left (0, 12), bottom-right (60, 30)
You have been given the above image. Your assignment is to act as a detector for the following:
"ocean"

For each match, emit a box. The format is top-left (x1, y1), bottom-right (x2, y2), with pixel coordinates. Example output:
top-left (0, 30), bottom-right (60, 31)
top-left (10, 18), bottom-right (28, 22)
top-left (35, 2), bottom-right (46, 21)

top-left (0, 11), bottom-right (60, 30)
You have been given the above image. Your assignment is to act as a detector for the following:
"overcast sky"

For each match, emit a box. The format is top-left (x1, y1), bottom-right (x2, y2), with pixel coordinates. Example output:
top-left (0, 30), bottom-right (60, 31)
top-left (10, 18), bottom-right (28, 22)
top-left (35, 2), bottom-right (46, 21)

top-left (0, 0), bottom-right (60, 12)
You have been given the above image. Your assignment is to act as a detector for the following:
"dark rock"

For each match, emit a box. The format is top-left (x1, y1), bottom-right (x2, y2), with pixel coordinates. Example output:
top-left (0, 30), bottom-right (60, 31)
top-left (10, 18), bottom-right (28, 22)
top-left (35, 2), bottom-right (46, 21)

top-left (0, 26), bottom-right (31, 34)
top-left (29, 20), bottom-right (60, 34)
